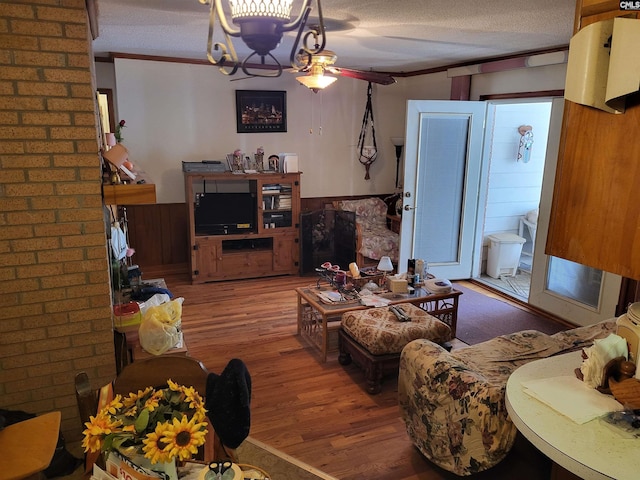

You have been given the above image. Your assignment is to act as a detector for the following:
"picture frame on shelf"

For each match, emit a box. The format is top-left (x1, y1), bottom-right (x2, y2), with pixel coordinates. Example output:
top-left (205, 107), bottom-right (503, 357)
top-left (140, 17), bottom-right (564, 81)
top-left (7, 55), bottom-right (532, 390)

top-left (236, 90), bottom-right (287, 133)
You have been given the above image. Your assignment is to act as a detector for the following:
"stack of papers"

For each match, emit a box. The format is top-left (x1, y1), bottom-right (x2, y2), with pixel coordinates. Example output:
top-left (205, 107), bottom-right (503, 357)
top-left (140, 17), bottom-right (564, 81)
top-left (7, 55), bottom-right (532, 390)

top-left (316, 291), bottom-right (343, 303)
top-left (522, 376), bottom-right (624, 424)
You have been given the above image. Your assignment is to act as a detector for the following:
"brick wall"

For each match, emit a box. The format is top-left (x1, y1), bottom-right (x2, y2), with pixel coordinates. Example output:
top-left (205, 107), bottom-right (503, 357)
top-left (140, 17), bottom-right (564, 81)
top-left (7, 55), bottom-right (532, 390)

top-left (0, 0), bottom-right (116, 442)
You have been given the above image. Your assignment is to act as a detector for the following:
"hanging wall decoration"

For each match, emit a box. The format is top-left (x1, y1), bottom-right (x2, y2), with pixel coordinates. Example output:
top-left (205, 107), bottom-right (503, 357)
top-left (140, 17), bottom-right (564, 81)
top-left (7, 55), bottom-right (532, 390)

top-left (357, 82), bottom-right (378, 180)
top-left (517, 125), bottom-right (534, 163)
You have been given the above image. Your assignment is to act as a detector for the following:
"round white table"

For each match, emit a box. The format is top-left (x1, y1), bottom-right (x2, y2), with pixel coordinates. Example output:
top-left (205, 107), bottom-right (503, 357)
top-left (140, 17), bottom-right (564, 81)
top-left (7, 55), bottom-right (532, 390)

top-left (506, 350), bottom-right (638, 480)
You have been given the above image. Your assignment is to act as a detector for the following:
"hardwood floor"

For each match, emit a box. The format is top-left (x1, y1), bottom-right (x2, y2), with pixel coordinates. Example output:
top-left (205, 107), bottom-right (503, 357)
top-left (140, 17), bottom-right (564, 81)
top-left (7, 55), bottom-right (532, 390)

top-left (163, 274), bottom-right (553, 480)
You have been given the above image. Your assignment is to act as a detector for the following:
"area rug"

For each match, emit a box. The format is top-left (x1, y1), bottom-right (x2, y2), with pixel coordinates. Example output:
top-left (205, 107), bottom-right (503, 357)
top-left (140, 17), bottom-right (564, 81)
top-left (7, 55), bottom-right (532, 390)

top-left (453, 283), bottom-right (568, 345)
top-left (236, 437), bottom-right (338, 480)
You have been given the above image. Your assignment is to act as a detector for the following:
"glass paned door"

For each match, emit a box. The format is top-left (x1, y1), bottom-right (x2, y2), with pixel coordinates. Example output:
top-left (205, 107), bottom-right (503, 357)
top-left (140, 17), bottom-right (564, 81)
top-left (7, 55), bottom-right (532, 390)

top-left (528, 98), bottom-right (620, 325)
top-left (400, 100), bottom-right (487, 280)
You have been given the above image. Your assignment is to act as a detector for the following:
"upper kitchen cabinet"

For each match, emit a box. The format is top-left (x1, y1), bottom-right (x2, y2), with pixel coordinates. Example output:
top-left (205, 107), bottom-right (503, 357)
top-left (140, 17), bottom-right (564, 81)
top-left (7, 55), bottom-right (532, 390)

top-left (546, 0), bottom-right (640, 279)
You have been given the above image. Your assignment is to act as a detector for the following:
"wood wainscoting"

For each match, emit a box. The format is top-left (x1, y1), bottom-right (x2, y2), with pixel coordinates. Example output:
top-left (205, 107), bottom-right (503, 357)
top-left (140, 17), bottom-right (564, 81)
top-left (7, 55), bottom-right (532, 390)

top-left (124, 203), bottom-right (189, 277)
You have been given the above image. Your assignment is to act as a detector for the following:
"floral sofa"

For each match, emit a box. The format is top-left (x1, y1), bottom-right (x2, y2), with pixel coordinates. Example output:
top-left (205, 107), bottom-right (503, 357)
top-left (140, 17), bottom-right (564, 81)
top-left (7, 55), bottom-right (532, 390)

top-left (333, 197), bottom-right (399, 266)
top-left (398, 319), bottom-right (616, 476)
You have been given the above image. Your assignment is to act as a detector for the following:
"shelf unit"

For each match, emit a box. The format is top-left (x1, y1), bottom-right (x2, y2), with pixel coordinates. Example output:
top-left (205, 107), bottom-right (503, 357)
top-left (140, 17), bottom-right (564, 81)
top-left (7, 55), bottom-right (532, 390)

top-left (184, 172), bottom-right (301, 283)
top-left (103, 183), bottom-right (156, 205)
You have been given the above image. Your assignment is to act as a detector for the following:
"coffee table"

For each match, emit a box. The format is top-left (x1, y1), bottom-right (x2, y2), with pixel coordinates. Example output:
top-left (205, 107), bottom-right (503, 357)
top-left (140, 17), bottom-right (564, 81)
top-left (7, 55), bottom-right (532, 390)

top-left (296, 286), bottom-right (461, 362)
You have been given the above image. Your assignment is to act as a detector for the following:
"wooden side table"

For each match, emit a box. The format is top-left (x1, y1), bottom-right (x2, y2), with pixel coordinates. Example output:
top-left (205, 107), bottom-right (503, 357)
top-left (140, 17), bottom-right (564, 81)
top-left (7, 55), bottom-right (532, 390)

top-left (386, 214), bottom-right (401, 233)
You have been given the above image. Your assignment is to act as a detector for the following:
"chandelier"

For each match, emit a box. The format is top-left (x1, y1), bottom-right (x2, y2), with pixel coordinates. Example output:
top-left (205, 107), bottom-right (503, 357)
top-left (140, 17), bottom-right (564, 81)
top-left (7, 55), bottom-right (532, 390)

top-left (199, 0), bottom-right (327, 77)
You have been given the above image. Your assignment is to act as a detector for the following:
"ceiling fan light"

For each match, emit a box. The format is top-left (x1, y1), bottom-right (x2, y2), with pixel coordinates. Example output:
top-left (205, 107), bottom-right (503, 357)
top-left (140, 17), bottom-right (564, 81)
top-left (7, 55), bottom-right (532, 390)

top-left (296, 74), bottom-right (337, 92)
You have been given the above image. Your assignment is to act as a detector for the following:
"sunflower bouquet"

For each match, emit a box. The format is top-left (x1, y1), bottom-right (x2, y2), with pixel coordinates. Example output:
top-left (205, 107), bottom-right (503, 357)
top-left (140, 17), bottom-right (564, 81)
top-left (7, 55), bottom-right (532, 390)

top-left (82, 379), bottom-right (208, 464)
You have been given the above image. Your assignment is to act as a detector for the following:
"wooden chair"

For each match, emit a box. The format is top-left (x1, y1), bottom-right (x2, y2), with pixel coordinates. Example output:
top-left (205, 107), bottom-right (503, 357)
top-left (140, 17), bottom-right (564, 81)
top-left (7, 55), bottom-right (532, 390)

top-left (76, 356), bottom-right (231, 471)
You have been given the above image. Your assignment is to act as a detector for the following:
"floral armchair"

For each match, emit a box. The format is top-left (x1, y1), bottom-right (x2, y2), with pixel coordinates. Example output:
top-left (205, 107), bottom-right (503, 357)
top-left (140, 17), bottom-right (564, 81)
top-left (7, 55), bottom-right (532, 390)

top-left (398, 320), bottom-right (616, 476)
top-left (333, 197), bottom-right (399, 266)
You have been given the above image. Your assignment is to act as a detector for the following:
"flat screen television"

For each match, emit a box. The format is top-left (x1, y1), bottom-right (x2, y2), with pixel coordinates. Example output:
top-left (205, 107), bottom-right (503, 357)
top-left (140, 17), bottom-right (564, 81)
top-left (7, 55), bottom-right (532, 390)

top-left (195, 192), bottom-right (257, 235)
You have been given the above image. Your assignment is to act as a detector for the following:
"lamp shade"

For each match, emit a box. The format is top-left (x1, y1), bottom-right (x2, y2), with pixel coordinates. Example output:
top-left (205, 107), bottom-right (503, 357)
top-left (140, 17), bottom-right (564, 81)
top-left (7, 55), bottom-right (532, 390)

top-left (296, 74), bottom-right (337, 92)
top-left (377, 256), bottom-right (394, 273)
top-left (105, 132), bottom-right (116, 147)
top-left (391, 137), bottom-right (404, 147)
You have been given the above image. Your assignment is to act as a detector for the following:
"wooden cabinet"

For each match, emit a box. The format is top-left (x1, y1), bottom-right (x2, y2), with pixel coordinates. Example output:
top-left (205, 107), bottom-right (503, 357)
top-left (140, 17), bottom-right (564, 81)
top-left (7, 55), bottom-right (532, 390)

top-left (184, 172), bottom-right (301, 283)
top-left (546, 1), bottom-right (640, 280)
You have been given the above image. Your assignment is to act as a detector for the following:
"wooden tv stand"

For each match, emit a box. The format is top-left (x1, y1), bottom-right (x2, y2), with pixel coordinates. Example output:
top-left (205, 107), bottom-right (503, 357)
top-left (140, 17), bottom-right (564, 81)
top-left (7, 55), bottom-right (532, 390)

top-left (184, 172), bottom-right (301, 283)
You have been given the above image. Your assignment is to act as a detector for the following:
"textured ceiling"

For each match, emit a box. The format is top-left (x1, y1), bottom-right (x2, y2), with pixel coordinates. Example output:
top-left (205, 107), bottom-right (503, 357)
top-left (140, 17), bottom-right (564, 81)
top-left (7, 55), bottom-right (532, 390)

top-left (92, 0), bottom-right (576, 73)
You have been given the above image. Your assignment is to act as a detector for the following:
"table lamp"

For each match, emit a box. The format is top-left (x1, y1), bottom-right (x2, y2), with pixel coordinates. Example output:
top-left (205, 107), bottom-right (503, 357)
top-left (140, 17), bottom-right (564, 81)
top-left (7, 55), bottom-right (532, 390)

top-left (105, 132), bottom-right (116, 150)
top-left (377, 256), bottom-right (394, 285)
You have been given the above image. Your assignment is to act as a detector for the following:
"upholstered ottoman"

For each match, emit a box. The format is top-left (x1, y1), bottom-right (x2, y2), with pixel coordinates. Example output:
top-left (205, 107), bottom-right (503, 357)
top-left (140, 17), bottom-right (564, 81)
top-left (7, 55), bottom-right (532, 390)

top-left (338, 303), bottom-right (452, 394)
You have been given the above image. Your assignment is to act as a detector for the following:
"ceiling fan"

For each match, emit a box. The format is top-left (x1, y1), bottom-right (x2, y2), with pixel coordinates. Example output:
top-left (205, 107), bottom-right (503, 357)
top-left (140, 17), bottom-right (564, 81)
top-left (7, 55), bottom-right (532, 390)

top-left (292, 48), bottom-right (396, 92)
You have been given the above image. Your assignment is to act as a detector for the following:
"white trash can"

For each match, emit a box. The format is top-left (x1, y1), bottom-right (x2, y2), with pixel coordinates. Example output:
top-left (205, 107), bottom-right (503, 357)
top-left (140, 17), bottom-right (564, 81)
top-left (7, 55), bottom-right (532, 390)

top-left (486, 233), bottom-right (526, 278)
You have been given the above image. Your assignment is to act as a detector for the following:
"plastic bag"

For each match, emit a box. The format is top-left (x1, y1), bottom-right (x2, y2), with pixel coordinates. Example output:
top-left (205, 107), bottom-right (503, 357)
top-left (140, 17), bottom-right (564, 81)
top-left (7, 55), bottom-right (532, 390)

top-left (139, 293), bottom-right (172, 315)
top-left (138, 297), bottom-right (184, 355)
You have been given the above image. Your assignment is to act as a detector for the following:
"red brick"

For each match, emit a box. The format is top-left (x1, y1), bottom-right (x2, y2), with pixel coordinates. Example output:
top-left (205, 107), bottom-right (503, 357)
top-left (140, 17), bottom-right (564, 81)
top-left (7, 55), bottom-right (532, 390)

top-left (14, 51), bottom-right (65, 67)
top-left (67, 53), bottom-right (89, 68)
top-left (0, 80), bottom-right (16, 94)
top-left (36, 248), bottom-right (83, 263)
top-left (0, 64), bottom-right (39, 79)
top-left (1, 154), bottom-right (51, 168)
top-left (40, 272), bottom-right (86, 289)
top-left (0, 169), bottom-right (26, 182)
top-left (36, 5), bottom-right (87, 24)
top-left (0, 111), bottom-right (19, 123)
top-left (31, 195), bottom-right (79, 209)
top-left (56, 182), bottom-right (101, 195)
top-left (0, 96), bottom-right (45, 110)
top-left (11, 236), bottom-right (60, 252)
top-left (70, 84), bottom-right (93, 98)
top-left (4, 182), bottom-right (54, 196)
top-left (17, 81), bottom-right (69, 96)
top-left (0, 277), bottom-right (39, 294)
top-left (40, 37), bottom-right (89, 54)
top-left (0, 34), bottom-right (38, 50)
top-left (60, 231), bottom-right (105, 247)
top-left (16, 262), bottom-right (64, 279)
top-left (0, 251), bottom-right (36, 267)
top-left (0, 225), bottom-right (33, 240)
top-left (6, 210), bottom-right (55, 225)
top-left (53, 154), bottom-right (97, 167)
top-left (43, 67), bottom-right (92, 83)
top-left (11, 19), bottom-right (62, 36)
top-left (21, 111), bottom-right (70, 124)
top-left (34, 223), bottom-right (82, 237)
top-left (0, 126), bottom-right (47, 139)
top-left (50, 126), bottom-right (96, 139)
top-left (46, 97), bottom-right (93, 111)
top-left (0, 4), bottom-right (35, 19)
top-left (25, 140), bottom-right (74, 153)
top-left (28, 168), bottom-right (77, 182)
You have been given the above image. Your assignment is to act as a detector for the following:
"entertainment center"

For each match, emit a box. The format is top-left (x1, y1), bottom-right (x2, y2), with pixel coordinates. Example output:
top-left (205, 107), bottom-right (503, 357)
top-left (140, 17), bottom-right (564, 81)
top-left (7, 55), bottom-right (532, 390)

top-left (184, 171), bottom-right (301, 283)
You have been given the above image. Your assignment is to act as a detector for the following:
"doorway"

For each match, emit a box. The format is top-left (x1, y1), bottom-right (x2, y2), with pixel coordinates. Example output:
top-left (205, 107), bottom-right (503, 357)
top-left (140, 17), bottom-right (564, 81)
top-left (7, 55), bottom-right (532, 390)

top-left (400, 98), bottom-right (621, 325)
top-left (474, 99), bottom-right (553, 301)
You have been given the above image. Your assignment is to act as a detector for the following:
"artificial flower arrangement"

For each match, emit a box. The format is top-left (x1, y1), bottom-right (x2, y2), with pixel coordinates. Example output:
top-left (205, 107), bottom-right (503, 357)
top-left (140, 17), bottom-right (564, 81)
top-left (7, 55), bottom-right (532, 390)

top-left (82, 380), bottom-right (208, 464)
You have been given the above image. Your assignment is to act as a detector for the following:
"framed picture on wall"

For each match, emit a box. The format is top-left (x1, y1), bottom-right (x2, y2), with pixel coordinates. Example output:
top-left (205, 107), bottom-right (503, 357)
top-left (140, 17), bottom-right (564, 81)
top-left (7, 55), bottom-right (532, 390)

top-left (236, 90), bottom-right (287, 133)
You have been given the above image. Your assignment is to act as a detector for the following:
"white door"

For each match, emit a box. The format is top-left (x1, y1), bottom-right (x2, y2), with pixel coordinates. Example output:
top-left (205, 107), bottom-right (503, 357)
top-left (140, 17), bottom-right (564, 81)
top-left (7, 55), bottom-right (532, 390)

top-left (528, 98), bottom-right (621, 325)
top-left (399, 100), bottom-right (487, 279)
